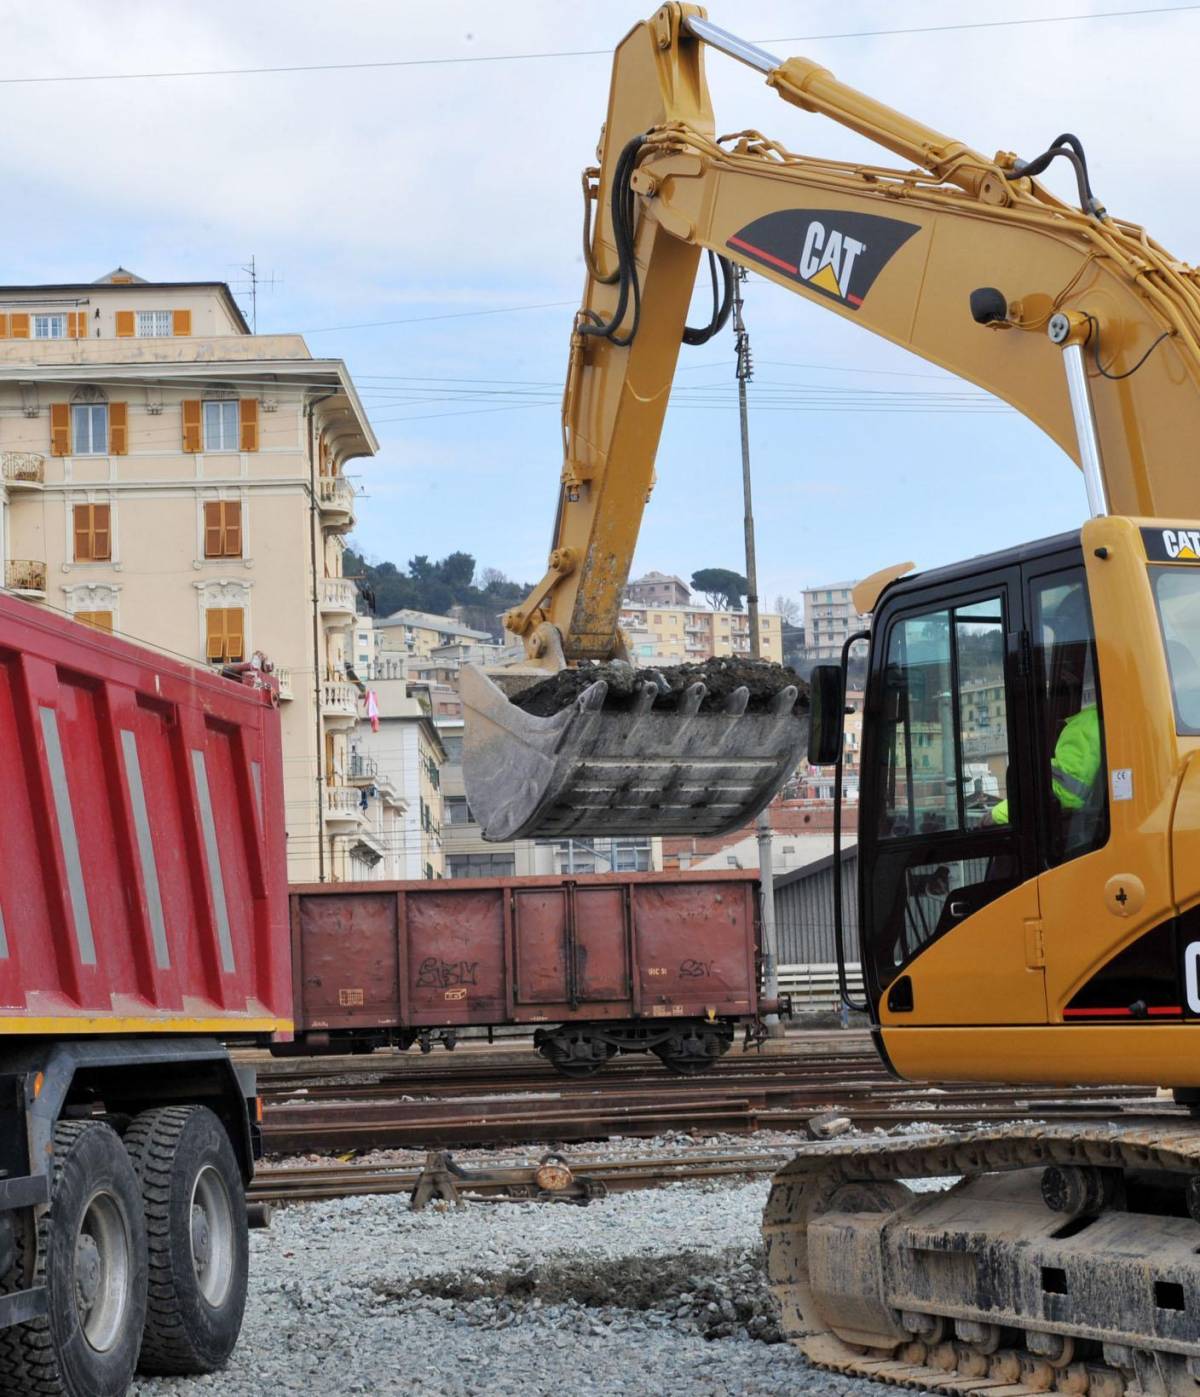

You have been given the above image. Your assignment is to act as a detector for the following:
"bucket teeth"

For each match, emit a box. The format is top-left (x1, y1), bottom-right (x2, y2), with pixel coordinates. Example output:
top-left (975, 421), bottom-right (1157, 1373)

top-left (724, 685), bottom-right (750, 716)
top-left (631, 681), bottom-right (658, 715)
top-left (771, 684), bottom-right (799, 716)
top-left (678, 682), bottom-right (707, 717)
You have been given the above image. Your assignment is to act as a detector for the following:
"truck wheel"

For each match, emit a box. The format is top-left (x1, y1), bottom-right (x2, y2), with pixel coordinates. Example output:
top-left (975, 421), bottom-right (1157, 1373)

top-left (0, 1119), bottom-right (148, 1397)
top-left (124, 1105), bottom-right (248, 1376)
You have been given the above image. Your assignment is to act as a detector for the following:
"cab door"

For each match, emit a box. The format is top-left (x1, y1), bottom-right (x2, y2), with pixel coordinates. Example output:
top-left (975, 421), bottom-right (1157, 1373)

top-left (861, 569), bottom-right (1047, 1026)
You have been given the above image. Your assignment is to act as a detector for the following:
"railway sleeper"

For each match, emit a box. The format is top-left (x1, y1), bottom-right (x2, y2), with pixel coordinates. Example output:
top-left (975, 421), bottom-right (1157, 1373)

top-left (533, 1019), bottom-right (735, 1077)
top-left (764, 1121), bottom-right (1200, 1396)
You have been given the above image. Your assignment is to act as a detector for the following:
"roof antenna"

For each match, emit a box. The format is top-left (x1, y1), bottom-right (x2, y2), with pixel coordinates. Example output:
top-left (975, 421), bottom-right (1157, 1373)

top-left (232, 255), bottom-right (282, 333)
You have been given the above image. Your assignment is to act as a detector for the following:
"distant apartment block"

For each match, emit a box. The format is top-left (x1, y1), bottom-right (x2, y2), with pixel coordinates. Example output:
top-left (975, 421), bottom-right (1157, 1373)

top-left (802, 580), bottom-right (868, 661)
top-left (619, 601), bottom-right (783, 664)
top-left (624, 570), bottom-right (692, 607)
top-left (0, 267), bottom-right (382, 883)
top-left (374, 608), bottom-right (492, 667)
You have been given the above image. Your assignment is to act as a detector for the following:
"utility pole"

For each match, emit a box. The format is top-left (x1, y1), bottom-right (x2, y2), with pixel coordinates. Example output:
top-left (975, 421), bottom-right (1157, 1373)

top-left (732, 266), bottom-right (782, 1037)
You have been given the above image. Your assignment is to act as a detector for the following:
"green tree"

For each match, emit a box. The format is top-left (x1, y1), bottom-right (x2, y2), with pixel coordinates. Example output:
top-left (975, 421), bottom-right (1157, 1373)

top-left (691, 567), bottom-right (749, 611)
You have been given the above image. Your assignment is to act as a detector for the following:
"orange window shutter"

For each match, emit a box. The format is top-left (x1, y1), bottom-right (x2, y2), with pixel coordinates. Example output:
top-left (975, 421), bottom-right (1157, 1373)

top-left (10, 313), bottom-right (29, 338)
top-left (205, 610), bottom-right (225, 662)
top-left (227, 607), bottom-right (245, 661)
top-left (172, 309), bottom-right (192, 336)
top-left (182, 400), bottom-right (202, 453)
top-left (76, 611), bottom-right (113, 633)
top-left (50, 403), bottom-right (71, 457)
top-left (92, 504), bottom-right (112, 561)
top-left (239, 398), bottom-right (259, 452)
top-left (109, 402), bottom-right (128, 455)
top-left (224, 501), bottom-right (243, 557)
top-left (73, 505), bottom-right (92, 562)
top-left (203, 502), bottom-right (223, 558)
top-left (115, 310), bottom-right (134, 338)
top-left (0, 313), bottom-right (8, 338)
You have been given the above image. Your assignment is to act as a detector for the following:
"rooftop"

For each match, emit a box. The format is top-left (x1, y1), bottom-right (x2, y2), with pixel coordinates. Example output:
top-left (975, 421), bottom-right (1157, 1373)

top-left (0, 270), bottom-right (250, 333)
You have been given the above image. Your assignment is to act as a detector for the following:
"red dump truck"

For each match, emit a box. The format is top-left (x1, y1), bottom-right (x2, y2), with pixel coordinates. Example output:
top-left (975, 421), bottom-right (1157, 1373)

top-left (0, 593), bottom-right (773, 1396)
top-left (0, 593), bottom-right (291, 1396)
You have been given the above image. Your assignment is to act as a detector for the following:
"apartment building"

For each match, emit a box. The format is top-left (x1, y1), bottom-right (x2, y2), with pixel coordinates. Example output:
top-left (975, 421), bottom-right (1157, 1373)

top-left (802, 580), bottom-right (868, 661)
top-left (356, 677), bottom-right (447, 878)
top-left (0, 269), bottom-right (380, 883)
top-left (374, 608), bottom-right (492, 666)
top-left (624, 571), bottom-right (691, 607)
top-left (619, 601), bottom-right (783, 663)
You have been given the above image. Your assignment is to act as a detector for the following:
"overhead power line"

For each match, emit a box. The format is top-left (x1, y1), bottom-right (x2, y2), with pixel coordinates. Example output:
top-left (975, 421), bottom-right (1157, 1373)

top-left (0, 6), bottom-right (1194, 86)
top-left (302, 300), bottom-right (575, 335)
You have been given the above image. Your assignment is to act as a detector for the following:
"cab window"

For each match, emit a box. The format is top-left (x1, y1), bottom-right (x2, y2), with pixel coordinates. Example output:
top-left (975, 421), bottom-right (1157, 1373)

top-left (877, 596), bottom-right (1010, 840)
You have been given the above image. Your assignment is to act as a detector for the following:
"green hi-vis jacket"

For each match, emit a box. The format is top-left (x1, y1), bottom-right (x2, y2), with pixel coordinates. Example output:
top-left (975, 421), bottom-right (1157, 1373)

top-left (991, 705), bottom-right (1100, 826)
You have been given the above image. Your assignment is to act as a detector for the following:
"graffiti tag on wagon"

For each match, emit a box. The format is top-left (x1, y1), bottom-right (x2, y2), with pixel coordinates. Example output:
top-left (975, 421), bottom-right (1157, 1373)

top-left (416, 957), bottom-right (479, 989)
top-left (679, 959), bottom-right (714, 979)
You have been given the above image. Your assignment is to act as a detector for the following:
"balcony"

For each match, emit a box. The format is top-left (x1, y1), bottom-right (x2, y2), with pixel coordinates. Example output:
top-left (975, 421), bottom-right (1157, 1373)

top-left (4, 559), bottom-right (47, 597)
top-left (347, 752), bottom-right (379, 785)
top-left (316, 475), bottom-right (356, 532)
top-left (319, 576), bottom-right (357, 626)
top-left (321, 678), bottom-right (360, 726)
top-left (323, 784), bottom-right (364, 830)
top-left (273, 666), bottom-right (294, 701)
top-left (1, 452), bottom-right (44, 488)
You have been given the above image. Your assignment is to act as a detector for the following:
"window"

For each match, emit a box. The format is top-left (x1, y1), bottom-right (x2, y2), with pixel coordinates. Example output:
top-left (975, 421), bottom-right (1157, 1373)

top-left (445, 796), bottom-right (473, 825)
top-left (877, 596), bottom-right (1009, 839)
top-left (440, 734), bottom-right (463, 763)
top-left (203, 501), bottom-right (243, 558)
top-left (611, 839), bottom-right (651, 872)
top-left (203, 400), bottom-right (239, 452)
top-left (1152, 567), bottom-right (1200, 734)
top-left (447, 852), bottom-right (515, 879)
top-left (1030, 571), bottom-right (1107, 866)
top-left (72, 404), bottom-right (108, 455)
top-left (205, 607), bottom-right (245, 663)
top-left (136, 310), bottom-right (172, 338)
top-left (73, 504), bottom-right (112, 563)
top-left (33, 313), bottom-right (66, 339)
top-left (74, 611), bottom-right (113, 633)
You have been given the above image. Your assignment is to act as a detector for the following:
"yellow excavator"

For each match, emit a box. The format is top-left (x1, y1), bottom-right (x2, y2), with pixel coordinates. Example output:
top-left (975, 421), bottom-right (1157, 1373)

top-left (463, 6), bottom-right (1200, 1390)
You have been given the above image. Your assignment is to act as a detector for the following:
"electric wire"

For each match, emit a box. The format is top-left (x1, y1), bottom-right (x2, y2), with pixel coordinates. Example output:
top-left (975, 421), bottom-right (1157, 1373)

top-left (0, 6), bottom-right (1194, 85)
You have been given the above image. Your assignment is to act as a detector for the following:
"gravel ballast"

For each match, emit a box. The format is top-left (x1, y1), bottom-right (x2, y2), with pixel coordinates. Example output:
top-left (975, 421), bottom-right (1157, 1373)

top-left (132, 1173), bottom-right (935, 1397)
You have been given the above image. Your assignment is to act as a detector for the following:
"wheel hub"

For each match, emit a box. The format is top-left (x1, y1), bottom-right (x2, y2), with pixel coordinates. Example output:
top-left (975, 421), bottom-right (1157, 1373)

top-left (75, 1232), bottom-right (101, 1311)
top-left (191, 1204), bottom-right (211, 1275)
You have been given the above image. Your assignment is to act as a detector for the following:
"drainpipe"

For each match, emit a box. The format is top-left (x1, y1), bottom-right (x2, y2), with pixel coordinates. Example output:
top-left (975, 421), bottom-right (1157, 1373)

top-left (306, 393), bottom-right (336, 883)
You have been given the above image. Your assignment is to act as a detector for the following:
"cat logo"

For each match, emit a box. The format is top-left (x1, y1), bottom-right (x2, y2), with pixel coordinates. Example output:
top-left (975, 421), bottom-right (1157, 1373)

top-left (1141, 526), bottom-right (1200, 562)
top-left (727, 209), bottom-right (921, 312)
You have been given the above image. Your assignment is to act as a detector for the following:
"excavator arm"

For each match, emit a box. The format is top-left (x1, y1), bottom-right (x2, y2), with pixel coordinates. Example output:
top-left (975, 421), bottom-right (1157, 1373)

top-left (463, 4), bottom-right (1200, 842)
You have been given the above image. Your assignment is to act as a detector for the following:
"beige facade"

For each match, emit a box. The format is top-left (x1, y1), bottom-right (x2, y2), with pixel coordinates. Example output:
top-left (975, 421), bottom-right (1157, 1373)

top-left (624, 570), bottom-right (691, 607)
top-left (619, 601), bottom-right (783, 664)
top-left (0, 269), bottom-right (381, 883)
top-left (802, 580), bottom-right (868, 661)
top-left (374, 609), bottom-right (492, 667)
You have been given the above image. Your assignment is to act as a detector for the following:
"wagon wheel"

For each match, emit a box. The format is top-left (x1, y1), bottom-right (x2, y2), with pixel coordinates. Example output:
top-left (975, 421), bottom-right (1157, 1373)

top-left (655, 1052), bottom-right (715, 1077)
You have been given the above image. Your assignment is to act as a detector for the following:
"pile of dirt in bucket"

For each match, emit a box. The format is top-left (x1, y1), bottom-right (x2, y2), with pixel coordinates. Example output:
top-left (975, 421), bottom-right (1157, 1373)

top-left (511, 656), bottom-right (809, 717)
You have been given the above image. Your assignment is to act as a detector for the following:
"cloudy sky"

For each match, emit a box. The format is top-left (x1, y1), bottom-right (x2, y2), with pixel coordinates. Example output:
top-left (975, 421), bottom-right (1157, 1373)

top-left (4, 1), bottom-right (1197, 613)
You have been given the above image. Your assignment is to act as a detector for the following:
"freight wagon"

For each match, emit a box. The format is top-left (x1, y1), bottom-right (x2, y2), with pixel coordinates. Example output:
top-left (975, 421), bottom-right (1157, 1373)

top-left (284, 871), bottom-right (778, 1076)
top-left (0, 592), bottom-right (291, 1397)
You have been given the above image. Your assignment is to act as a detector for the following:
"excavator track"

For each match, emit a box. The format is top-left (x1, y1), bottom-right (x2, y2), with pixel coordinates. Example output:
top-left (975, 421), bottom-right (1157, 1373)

top-left (763, 1117), bottom-right (1200, 1396)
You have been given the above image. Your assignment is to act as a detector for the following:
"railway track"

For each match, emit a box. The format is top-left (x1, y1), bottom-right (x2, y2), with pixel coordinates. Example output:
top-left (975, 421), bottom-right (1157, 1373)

top-left (248, 1150), bottom-right (790, 1205)
top-left (256, 1039), bottom-right (1153, 1154)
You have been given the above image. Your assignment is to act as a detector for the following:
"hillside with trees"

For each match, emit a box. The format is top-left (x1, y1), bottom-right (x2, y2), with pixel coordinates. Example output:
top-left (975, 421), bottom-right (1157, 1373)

top-left (343, 547), bottom-right (533, 637)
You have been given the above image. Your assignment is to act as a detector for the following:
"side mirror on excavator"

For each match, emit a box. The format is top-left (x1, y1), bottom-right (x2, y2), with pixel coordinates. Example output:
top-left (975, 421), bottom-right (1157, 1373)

top-left (807, 665), bottom-right (846, 766)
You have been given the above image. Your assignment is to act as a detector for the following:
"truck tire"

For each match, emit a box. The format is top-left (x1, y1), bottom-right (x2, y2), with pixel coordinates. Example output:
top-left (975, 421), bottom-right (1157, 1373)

top-left (124, 1105), bottom-right (248, 1376)
top-left (0, 1119), bottom-right (148, 1397)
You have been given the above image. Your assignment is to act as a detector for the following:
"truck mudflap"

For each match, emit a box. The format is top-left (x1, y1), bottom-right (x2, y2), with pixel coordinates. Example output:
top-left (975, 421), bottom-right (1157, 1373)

top-left (461, 663), bottom-right (807, 840)
top-left (763, 1118), bottom-right (1200, 1395)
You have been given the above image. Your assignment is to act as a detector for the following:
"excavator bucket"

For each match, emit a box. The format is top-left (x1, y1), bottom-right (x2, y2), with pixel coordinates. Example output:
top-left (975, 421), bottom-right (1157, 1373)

top-left (460, 663), bottom-right (809, 841)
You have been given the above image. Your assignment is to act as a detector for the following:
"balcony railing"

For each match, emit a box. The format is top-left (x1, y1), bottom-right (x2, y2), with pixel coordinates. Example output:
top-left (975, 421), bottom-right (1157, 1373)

top-left (348, 752), bottom-right (379, 784)
top-left (1, 452), bottom-right (44, 486)
top-left (323, 785), bottom-right (364, 824)
top-left (321, 679), bottom-right (359, 720)
top-left (273, 666), bottom-right (294, 700)
top-left (5, 560), bottom-right (47, 595)
top-left (318, 576), bottom-right (357, 619)
top-left (316, 475), bottom-right (356, 529)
